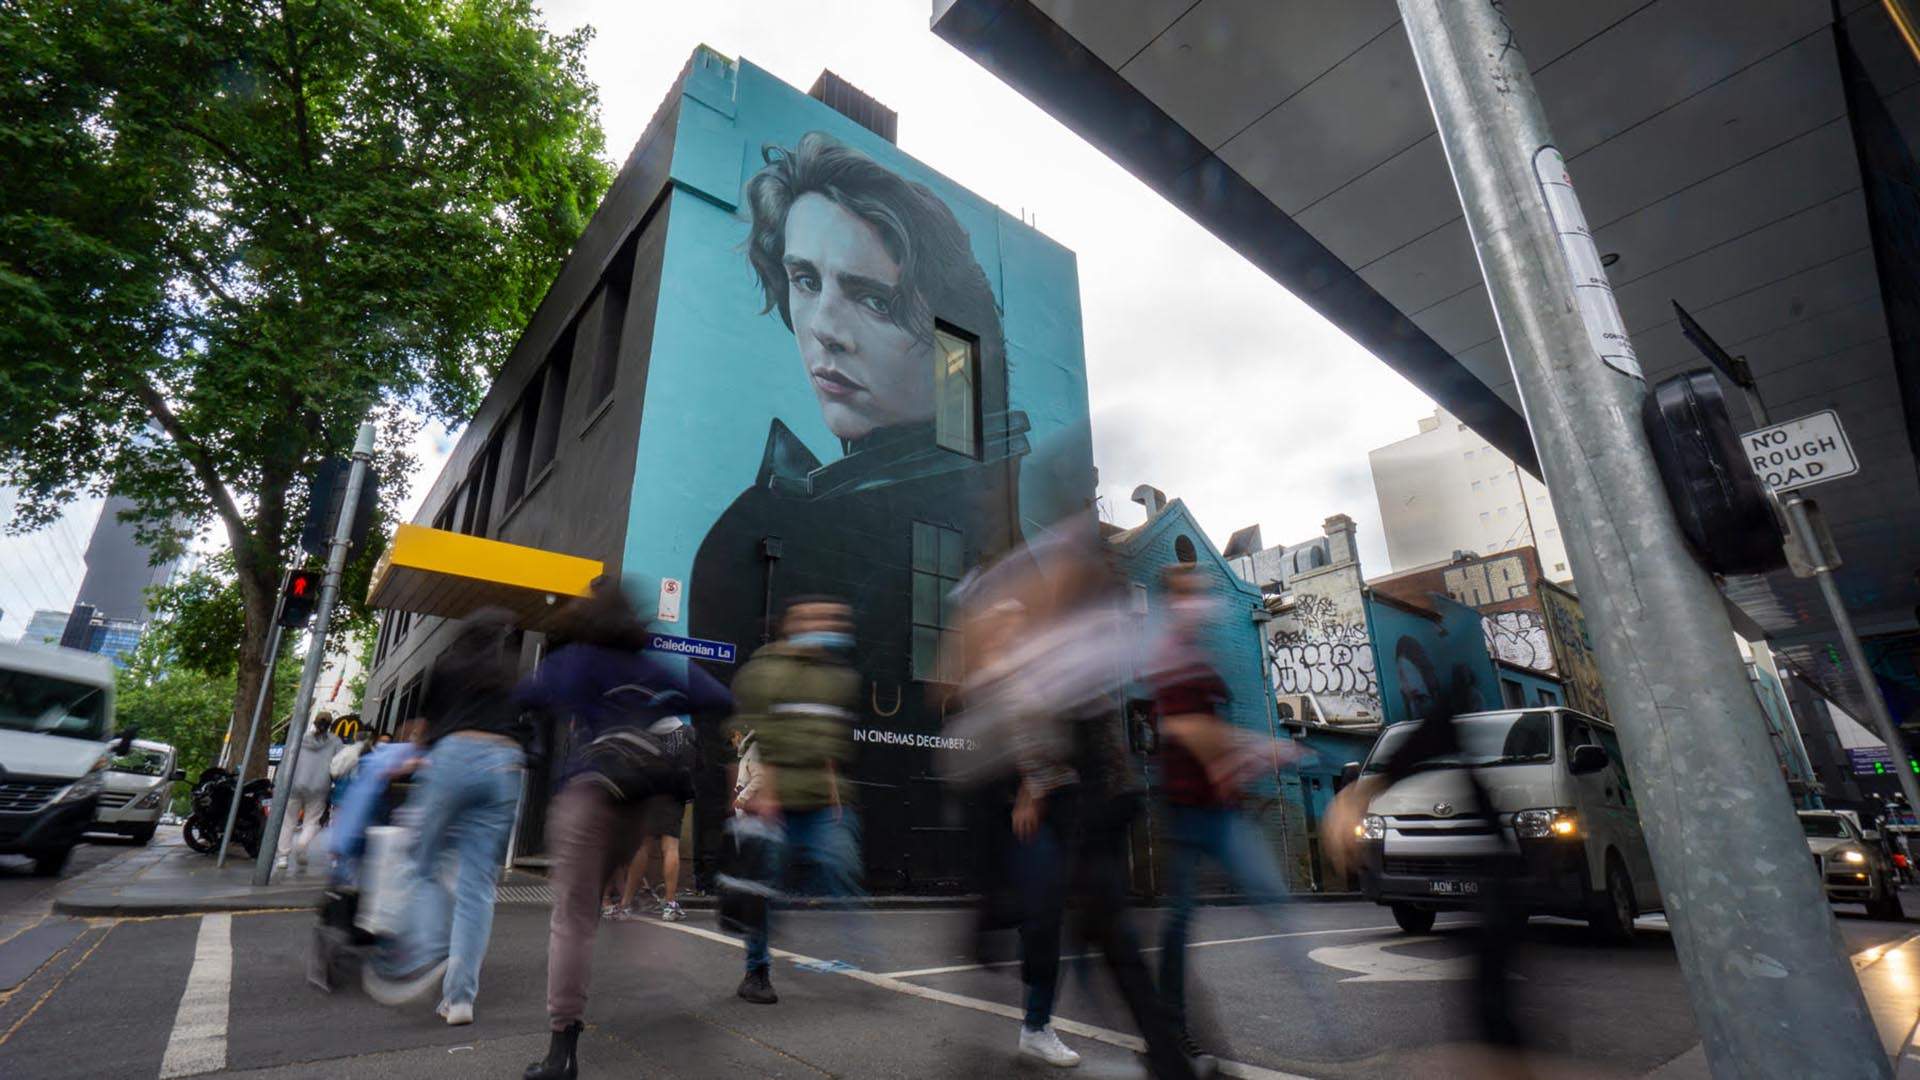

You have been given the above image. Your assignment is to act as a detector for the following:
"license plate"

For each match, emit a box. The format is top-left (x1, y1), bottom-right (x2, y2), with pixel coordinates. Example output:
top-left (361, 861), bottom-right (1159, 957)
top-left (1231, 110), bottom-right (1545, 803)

top-left (1429, 880), bottom-right (1479, 896)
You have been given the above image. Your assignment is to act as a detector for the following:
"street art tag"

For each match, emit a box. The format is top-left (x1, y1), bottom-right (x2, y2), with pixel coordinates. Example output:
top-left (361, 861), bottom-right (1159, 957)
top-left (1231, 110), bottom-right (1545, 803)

top-left (1741, 410), bottom-right (1857, 493)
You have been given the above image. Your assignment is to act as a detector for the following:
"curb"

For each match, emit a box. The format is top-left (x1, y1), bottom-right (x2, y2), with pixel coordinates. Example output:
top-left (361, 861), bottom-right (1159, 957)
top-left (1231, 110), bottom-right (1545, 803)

top-left (53, 888), bottom-right (325, 918)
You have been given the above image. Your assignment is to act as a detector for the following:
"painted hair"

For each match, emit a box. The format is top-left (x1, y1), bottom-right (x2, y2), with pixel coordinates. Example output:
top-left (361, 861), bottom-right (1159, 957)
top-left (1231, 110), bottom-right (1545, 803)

top-left (744, 131), bottom-right (1007, 400)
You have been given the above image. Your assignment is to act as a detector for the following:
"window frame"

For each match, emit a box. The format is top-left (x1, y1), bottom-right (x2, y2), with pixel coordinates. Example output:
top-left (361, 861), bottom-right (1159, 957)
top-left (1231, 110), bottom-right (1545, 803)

top-left (909, 520), bottom-right (964, 683)
top-left (931, 321), bottom-right (982, 459)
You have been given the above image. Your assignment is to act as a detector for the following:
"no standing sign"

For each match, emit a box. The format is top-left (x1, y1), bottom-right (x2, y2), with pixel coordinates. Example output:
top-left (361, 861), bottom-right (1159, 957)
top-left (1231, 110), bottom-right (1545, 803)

top-left (1742, 409), bottom-right (1858, 494)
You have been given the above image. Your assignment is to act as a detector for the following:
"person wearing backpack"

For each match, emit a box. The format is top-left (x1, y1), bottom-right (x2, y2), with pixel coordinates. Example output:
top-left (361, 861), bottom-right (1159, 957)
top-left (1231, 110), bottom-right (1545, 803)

top-left (520, 578), bottom-right (732, 1080)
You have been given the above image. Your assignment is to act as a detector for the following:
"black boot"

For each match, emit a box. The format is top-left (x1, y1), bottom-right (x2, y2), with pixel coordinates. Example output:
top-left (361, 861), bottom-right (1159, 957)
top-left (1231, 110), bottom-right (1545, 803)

top-left (736, 967), bottom-right (778, 1004)
top-left (524, 1021), bottom-right (582, 1080)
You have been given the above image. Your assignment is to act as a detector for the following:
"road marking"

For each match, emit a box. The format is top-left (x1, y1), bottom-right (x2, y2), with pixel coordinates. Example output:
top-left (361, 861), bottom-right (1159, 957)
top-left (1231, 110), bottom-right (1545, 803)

top-left (647, 919), bottom-right (1311, 1080)
top-left (1308, 935), bottom-right (1488, 983)
top-left (879, 921), bottom-right (1468, 979)
top-left (159, 914), bottom-right (230, 1078)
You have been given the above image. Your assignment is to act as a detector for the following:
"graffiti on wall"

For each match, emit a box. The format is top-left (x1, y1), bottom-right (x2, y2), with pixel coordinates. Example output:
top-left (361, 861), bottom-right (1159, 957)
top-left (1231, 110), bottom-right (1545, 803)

top-left (1483, 610), bottom-right (1554, 674)
top-left (1269, 592), bottom-right (1380, 719)
top-left (1443, 554), bottom-right (1531, 606)
top-left (1540, 584), bottom-right (1607, 720)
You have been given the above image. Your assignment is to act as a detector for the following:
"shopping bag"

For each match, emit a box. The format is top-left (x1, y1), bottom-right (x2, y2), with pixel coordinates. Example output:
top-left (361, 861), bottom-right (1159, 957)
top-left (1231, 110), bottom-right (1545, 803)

top-left (716, 815), bottom-right (783, 936)
top-left (356, 825), bottom-right (415, 936)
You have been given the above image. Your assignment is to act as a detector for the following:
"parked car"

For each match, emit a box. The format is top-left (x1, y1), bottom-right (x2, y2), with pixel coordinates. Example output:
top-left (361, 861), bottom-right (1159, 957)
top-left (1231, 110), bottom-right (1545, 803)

top-left (0, 641), bottom-right (135, 875)
top-left (1351, 707), bottom-right (1661, 943)
top-left (1801, 810), bottom-right (1903, 920)
top-left (94, 739), bottom-right (182, 844)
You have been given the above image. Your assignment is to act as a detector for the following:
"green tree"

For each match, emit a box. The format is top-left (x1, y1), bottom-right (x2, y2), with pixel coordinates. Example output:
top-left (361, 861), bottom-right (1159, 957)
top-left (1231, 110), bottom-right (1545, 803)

top-left (2, 0), bottom-right (611, 775)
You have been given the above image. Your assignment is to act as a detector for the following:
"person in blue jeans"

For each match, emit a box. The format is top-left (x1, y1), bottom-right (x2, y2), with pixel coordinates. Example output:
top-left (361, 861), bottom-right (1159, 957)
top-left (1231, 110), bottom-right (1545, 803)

top-left (365, 613), bottom-right (531, 1027)
top-left (1149, 565), bottom-right (1303, 1059)
top-left (729, 596), bottom-right (863, 1004)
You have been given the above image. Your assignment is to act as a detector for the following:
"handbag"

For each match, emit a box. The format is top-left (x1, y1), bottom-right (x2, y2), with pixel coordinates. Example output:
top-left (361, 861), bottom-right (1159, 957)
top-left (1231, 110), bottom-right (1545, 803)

top-left (577, 716), bottom-right (692, 804)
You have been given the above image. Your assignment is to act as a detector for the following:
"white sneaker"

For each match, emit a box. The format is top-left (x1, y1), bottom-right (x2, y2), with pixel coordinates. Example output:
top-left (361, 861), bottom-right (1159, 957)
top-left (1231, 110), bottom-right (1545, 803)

top-left (1018, 1025), bottom-right (1081, 1068)
top-left (274, 855), bottom-right (289, 870)
top-left (438, 1001), bottom-right (473, 1026)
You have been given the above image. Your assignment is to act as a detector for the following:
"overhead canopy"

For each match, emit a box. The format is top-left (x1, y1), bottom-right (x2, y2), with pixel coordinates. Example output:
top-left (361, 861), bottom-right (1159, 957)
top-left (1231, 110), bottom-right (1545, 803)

top-left (934, 0), bottom-right (1920, 721)
top-left (367, 524), bottom-right (602, 630)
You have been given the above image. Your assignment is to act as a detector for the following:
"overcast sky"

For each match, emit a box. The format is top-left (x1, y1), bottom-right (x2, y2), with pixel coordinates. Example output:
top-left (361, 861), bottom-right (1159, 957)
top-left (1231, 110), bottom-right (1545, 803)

top-left (401, 0), bottom-right (1440, 574)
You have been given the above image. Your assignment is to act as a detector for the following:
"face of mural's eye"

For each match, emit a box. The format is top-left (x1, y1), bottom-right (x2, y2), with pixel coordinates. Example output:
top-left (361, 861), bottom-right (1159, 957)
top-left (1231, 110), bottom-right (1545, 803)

top-left (782, 193), bottom-right (935, 442)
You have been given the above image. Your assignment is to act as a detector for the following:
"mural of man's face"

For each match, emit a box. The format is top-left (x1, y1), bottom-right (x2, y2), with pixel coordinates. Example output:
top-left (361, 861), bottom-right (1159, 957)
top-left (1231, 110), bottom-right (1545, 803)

top-left (1397, 656), bottom-right (1434, 721)
top-left (782, 193), bottom-right (934, 442)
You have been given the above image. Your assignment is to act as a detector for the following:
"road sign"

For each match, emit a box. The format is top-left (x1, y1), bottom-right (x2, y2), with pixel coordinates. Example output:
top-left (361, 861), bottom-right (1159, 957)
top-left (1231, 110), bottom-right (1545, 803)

top-left (1742, 409), bottom-right (1857, 493)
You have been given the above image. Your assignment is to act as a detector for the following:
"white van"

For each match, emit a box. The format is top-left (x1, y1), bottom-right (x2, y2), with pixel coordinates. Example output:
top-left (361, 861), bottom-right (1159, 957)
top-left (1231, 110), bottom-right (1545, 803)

top-left (0, 641), bottom-right (129, 875)
top-left (96, 739), bottom-right (180, 844)
top-left (1352, 707), bottom-right (1661, 943)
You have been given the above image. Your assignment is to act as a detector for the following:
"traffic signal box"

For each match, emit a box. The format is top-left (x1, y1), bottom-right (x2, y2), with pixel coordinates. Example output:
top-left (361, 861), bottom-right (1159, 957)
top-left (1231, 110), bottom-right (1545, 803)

top-left (279, 570), bottom-right (322, 627)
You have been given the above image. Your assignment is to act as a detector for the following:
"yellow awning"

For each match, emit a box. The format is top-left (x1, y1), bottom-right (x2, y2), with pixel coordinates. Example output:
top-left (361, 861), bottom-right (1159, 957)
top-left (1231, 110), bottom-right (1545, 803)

top-left (366, 524), bottom-right (603, 629)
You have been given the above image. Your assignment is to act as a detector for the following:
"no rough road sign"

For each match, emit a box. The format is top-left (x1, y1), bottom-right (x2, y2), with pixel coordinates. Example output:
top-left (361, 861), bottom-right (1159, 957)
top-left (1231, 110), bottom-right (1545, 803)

top-left (1742, 409), bottom-right (1857, 494)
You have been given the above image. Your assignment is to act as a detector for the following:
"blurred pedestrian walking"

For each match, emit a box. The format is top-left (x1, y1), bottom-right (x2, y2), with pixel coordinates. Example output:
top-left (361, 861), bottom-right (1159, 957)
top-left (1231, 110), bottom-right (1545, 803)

top-left (729, 595), bottom-right (863, 1006)
top-left (944, 529), bottom-right (1198, 1079)
top-left (363, 613), bottom-right (531, 1027)
top-left (276, 712), bottom-right (340, 872)
top-left (520, 578), bottom-right (731, 1080)
top-left (1147, 564), bottom-right (1302, 1059)
top-left (614, 720), bottom-right (695, 923)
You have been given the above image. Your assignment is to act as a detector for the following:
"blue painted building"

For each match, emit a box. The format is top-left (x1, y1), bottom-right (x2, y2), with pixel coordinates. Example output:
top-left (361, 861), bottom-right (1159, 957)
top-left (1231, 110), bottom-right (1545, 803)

top-left (1105, 493), bottom-right (1316, 891)
top-left (364, 50), bottom-right (1097, 888)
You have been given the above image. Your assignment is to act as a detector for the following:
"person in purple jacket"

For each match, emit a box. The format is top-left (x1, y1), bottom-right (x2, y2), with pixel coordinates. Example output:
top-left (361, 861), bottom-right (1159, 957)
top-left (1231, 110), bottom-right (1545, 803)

top-left (522, 577), bottom-right (733, 1080)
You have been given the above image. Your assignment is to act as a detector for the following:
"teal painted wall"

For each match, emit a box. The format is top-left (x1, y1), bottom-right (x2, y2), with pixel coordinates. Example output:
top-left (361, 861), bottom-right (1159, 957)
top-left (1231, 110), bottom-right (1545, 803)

top-left (622, 50), bottom-right (1094, 604)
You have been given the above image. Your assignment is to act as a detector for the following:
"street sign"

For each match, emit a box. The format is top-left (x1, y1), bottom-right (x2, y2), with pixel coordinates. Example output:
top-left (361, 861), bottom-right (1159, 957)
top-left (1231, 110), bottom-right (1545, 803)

top-left (1849, 746), bottom-right (1894, 776)
top-left (646, 632), bottom-right (736, 664)
top-left (1741, 409), bottom-right (1857, 493)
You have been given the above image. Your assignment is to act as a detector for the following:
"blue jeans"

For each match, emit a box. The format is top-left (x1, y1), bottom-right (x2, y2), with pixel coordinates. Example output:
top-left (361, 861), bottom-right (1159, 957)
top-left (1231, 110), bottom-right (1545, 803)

top-left (392, 734), bottom-right (523, 1008)
top-left (1157, 804), bottom-right (1290, 1027)
top-left (745, 806), bottom-right (861, 972)
top-left (1011, 793), bottom-right (1073, 1030)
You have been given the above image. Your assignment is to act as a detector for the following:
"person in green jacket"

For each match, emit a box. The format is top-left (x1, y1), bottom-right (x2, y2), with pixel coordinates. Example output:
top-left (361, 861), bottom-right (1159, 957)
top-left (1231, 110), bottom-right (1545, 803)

top-left (730, 595), bottom-right (863, 1005)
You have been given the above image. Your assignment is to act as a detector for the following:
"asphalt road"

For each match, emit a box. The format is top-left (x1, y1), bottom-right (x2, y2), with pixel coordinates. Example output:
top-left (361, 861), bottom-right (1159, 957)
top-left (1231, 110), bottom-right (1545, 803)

top-left (0, 869), bottom-right (1914, 1080)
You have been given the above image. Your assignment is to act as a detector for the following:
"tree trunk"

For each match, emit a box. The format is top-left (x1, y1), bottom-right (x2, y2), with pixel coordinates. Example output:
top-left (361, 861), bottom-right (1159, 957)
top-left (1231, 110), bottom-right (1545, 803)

top-left (226, 567), bottom-right (279, 783)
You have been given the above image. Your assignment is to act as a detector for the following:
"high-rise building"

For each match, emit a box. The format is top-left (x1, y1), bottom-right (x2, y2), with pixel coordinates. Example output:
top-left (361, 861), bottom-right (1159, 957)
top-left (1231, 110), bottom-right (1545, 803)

top-left (0, 489), bottom-right (101, 641)
top-left (10, 492), bottom-right (182, 663)
top-left (1368, 407), bottom-right (1573, 582)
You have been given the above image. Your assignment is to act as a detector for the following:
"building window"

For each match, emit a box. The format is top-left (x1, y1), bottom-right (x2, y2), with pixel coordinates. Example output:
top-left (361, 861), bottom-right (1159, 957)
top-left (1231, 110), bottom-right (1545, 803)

top-left (1544, 528), bottom-right (1558, 539)
top-left (587, 233), bottom-right (637, 412)
top-left (933, 323), bottom-right (980, 457)
top-left (1129, 582), bottom-right (1149, 615)
top-left (1535, 687), bottom-right (1558, 707)
top-left (1471, 479), bottom-right (1483, 492)
top-left (1479, 512), bottom-right (1491, 524)
top-left (910, 521), bottom-right (963, 682)
top-left (528, 341), bottom-right (573, 481)
top-left (1174, 535), bottom-right (1197, 563)
top-left (1554, 562), bottom-right (1567, 573)
top-left (503, 388), bottom-right (541, 508)
top-left (1464, 449), bottom-right (1476, 460)
top-left (1500, 677), bottom-right (1525, 708)
top-left (463, 439), bottom-right (501, 537)
top-left (1497, 506), bottom-right (1509, 517)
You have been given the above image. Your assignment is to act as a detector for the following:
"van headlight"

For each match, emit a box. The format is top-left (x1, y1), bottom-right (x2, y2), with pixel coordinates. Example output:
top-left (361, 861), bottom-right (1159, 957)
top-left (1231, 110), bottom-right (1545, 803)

top-left (53, 764), bottom-right (107, 805)
top-left (1356, 814), bottom-right (1385, 841)
top-left (1514, 808), bottom-right (1579, 839)
top-left (1839, 849), bottom-right (1867, 865)
top-left (133, 788), bottom-right (166, 810)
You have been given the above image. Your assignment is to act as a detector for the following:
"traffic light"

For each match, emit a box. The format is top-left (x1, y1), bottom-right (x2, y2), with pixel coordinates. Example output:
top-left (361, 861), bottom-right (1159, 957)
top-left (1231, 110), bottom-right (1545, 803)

top-left (279, 570), bottom-right (322, 627)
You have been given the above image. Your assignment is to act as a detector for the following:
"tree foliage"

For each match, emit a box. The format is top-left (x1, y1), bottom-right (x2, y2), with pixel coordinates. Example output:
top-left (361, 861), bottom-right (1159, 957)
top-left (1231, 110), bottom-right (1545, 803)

top-left (116, 627), bottom-right (302, 806)
top-left (2, 0), bottom-right (611, 755)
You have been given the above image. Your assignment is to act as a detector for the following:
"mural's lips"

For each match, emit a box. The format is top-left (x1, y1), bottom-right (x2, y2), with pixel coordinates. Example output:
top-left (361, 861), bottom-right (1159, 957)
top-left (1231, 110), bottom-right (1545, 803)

top-left (810, 367), bottom-right (865, 400)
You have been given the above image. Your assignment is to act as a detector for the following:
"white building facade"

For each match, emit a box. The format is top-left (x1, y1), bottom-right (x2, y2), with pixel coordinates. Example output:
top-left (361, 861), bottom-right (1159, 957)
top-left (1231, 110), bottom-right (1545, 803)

top-left (1368, 408), bottom-right (1573, 582)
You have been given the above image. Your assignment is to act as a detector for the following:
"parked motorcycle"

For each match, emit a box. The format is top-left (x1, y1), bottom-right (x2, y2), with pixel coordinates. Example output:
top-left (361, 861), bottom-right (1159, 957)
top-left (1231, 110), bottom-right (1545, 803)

top-left (182, 767), bottom-right (272, 857)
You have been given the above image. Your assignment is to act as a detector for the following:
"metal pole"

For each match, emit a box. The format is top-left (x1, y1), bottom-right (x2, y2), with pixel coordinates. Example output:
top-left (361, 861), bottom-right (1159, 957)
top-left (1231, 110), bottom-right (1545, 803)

top-left (218, 617), bottom-right (286, 868)
top-left (1394, 3), bottom-right (1884, 1074)
top-left (1784, 496), bottom-right (1920, 815)
top-left (254, 422), bottom-right (376, 885)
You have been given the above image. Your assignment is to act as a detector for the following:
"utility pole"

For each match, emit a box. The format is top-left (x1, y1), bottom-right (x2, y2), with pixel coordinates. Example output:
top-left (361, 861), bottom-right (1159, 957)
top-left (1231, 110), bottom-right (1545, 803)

top-left (1675, 301), bottom-right (1920, 819)
top-left (253, 422), bottom-right (376, 885)
top-left (1394, 3), bottom-right (1885, 1075)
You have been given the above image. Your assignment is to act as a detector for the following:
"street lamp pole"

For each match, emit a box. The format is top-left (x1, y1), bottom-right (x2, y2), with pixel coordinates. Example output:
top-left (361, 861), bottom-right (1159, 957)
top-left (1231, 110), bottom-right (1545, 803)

top-left (1394, 2), bottom-right (1885, 1074)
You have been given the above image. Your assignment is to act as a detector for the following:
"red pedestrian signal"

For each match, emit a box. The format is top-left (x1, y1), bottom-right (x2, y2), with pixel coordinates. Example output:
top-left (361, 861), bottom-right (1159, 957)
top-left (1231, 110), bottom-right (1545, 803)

top-left (279, 570), bottom-right (322, 627)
